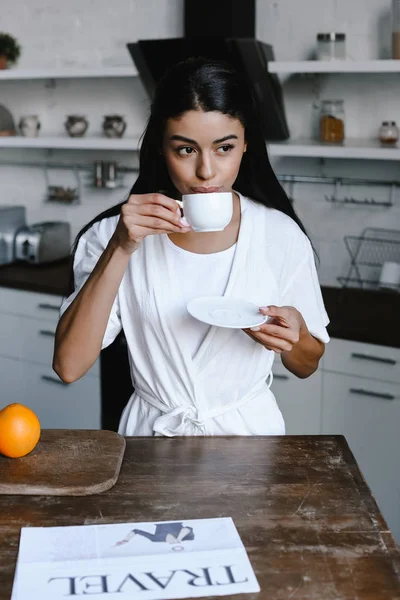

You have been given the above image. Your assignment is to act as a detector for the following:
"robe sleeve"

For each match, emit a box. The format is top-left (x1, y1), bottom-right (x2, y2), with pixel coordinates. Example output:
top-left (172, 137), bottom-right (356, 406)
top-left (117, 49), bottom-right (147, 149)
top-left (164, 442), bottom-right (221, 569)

top-left (279, 232), bottom-right (330, 344)
top-left (59, 221), bottom-right (122, 350)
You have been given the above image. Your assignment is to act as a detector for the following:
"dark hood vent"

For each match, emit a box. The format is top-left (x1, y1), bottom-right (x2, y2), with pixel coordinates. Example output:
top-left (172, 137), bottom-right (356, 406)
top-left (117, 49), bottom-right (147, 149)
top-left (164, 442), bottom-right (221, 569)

top-left (127, 0), bottom-right (289, 141)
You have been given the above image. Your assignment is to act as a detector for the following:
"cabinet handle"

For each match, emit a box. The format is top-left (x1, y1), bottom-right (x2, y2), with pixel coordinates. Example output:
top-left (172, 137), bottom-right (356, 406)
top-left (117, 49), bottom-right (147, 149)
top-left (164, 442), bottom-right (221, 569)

top-left (39, 329), bottom-right (55, 337)
top-left (349, 387), bottom-right (395, 401)
top-left (37, 303), bottom-right (60, 312)
top-left (273, 374), bottom-right (290, 381)
top-left (351, 352), bottom-right (396, 366)
top-left (41, 375), bottom-right (68, 386)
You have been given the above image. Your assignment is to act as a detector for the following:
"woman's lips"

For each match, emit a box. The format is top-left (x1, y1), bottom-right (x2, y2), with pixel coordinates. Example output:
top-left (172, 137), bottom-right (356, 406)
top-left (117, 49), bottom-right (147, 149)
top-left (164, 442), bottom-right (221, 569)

top-left (190, 186), bottom-right (223, 193)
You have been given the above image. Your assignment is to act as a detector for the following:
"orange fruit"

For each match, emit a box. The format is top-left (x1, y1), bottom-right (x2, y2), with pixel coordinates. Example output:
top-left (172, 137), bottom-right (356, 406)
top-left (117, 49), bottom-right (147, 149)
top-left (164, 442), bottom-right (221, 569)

top-left (0, 403), bottom-right (41, 458)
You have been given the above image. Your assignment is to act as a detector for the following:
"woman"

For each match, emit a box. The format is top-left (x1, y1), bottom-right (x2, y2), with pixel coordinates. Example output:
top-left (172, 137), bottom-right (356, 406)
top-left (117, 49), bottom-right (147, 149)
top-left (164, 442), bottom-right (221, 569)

top-left (115, 523), bottom-right (194, 548)
top-left (53, 57), bottom-right (329, 437)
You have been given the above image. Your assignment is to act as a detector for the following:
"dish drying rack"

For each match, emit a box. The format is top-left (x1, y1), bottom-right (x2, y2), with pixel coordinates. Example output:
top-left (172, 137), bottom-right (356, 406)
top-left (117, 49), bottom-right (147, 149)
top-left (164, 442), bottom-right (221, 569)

top-left (338, 228), bottom-right (400, 290)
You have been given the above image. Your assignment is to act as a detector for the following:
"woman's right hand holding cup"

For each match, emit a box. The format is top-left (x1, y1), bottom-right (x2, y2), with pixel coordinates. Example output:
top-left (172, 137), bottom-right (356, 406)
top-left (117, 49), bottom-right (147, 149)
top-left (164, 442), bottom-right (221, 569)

top-left (112, 193), bottom-right (191, 255)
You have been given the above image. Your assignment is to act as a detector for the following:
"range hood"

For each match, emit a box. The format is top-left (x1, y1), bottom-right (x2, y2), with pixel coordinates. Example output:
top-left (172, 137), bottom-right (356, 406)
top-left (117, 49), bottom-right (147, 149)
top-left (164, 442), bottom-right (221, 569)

top-left (127, 0), bottom-right (289, 141)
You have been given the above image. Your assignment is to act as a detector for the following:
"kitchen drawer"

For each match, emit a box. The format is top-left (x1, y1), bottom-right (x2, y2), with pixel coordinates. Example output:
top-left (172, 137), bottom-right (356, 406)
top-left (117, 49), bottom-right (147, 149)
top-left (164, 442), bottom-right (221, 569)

top-left (25, 363), bottom-right (101, 429)
top-left (272, 357), bottom-right (287, 375)
top-left (0, 313), bottom-right (99, 378)
top-left (0, 288), bottom-right (63, 321)
top-left (0, 361), bottom-right (101, 429)
top-left (272, 357), bottom-right (322, 434)
top-left (323, 338), bottom-right (400, 384)
top-left (322, 371), bottom-right (400, 542)
top-left (0, 356), bottom-right (26, 407)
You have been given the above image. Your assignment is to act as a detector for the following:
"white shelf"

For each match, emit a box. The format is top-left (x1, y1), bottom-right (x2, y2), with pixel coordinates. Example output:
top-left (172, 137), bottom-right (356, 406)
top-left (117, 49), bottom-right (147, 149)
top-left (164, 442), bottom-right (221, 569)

top-left (0, 66), bottom-right (137, 80)
top-left (267, 139), bottom-right (400, 161)
top-left (1, 135), bottom-right (399, 159)
top-left (0, 135), bottom-right (141, 150)
top-left (268, 59), bottom-right (400, 74)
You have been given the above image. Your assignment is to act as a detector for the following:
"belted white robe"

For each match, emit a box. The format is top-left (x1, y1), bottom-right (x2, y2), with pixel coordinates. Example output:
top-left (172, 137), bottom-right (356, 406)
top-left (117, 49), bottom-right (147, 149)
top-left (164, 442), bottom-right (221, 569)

top-left (61, 193), bottom-right (329, 436)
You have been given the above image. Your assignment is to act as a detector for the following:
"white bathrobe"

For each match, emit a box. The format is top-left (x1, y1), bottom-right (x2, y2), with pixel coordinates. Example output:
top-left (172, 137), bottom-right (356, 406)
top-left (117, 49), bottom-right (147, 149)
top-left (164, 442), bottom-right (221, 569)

top-left (61, 193), bottom-right (329, 437)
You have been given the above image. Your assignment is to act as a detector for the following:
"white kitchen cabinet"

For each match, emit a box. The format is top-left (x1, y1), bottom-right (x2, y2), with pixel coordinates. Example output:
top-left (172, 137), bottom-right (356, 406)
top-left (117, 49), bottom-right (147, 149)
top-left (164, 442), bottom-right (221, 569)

top-left (323, 338), bottom-right (400, 384)
top-left (0, 311), bottom-right (99, 378)
top-left (272, 337), bottom-right (400, 543)
top-left (21, 362), bottom-right (100, 429)
top-left (321, 338), bottom-right (400, 543)
top-left (322, 371), bottom-right (400, 542)
top-left (0, 355), bottom-right (26, 406)
top-left (0, 357), bottom-right (100, 429)
top-left (0, 288), bottom-right (62, 320)
top-left (272, 358), bottom-right (322, 434)
top-left (0, 287), bottom-right (101, 429)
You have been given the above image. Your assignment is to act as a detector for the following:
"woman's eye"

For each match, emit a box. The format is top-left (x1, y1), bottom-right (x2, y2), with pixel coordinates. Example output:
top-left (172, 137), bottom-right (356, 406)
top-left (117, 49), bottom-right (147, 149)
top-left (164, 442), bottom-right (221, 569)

top-left (216, 144), bottom-right (234, 154)
top-left (177, 146), bottom-right (195, 156)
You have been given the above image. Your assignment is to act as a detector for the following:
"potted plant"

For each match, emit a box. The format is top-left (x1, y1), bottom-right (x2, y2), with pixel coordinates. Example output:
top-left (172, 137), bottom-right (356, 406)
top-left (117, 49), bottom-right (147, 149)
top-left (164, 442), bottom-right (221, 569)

top-left (0, 33), bottom-right (21, 69)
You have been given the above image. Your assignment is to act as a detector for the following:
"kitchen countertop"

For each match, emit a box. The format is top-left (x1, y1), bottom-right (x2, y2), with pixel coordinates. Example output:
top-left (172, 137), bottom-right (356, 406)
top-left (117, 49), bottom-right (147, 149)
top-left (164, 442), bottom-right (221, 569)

top-left (321, 285), bottom-right (400, 348)
top-left (0, 259), bottom-right (399, 347)
top-left (1, 435), bottom-right (400, 599)
top-left (0, 257), bottom-right (72, 297)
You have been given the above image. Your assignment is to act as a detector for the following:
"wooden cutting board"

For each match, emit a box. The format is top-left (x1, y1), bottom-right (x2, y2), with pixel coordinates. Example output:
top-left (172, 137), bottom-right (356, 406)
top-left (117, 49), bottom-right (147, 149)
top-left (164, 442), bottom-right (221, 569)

top-left (0, 429), bottom-right (126, 496)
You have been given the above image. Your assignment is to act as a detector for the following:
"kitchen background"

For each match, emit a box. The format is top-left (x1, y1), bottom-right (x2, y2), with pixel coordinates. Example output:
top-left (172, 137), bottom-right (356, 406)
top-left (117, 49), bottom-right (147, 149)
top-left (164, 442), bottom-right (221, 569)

top-left (1, 0), bottom-right (400, 283)
top-left (1, 0), bottom-right (400, 542)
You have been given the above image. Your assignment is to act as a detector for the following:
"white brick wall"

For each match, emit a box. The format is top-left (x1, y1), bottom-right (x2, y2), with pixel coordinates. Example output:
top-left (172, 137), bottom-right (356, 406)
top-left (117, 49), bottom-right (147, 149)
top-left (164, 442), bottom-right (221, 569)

top-left (0, 0), bottom-right (183, 242)
top-left (0, 0), bottom-right (184, 68)
top-left (257, 0), bottom-right (400, 285)
top-left (257, 0), bottom-right (394, 61)
top-left (0, 0), bottom-right (399, 287)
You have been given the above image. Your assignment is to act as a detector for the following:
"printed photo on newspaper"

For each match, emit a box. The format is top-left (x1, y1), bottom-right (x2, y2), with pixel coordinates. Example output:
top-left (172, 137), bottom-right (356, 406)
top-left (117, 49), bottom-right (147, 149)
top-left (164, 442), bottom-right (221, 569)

top-left (11, 517), bottom-right (260, 599)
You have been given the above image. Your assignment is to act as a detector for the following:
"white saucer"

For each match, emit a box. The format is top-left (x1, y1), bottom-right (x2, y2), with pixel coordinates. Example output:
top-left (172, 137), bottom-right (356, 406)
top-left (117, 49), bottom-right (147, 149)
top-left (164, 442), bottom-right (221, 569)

top-left (187, 296), bottom-right (268, 329)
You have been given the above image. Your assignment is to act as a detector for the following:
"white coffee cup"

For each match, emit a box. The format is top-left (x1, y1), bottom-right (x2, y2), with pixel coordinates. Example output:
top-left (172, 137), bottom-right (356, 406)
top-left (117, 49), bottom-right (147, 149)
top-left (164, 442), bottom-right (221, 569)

top-left (177, 192), bottom-right (233, 232)
top-left (379, 261), bottom-right (400, 291)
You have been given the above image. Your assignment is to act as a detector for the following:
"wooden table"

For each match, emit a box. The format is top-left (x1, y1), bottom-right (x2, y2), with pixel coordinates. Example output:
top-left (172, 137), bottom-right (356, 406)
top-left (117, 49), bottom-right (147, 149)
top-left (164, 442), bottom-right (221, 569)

top-left (1, 435), bottom-right (400, 599)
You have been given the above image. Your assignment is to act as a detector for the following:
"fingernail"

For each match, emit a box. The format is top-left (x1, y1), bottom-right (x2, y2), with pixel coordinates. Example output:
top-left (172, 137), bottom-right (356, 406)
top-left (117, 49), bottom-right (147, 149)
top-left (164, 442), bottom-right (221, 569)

top-left (260, 306), bottom-right (270, 310)
top-left (250, 326), bottom-right (261, 332)
top-left (180, 217), bottom-right (190, 227)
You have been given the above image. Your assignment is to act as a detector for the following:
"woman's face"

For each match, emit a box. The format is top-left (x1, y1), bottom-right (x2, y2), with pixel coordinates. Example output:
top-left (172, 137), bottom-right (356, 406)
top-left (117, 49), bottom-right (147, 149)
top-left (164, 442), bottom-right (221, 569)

top-left (162, 109), bottom-right (247, 197)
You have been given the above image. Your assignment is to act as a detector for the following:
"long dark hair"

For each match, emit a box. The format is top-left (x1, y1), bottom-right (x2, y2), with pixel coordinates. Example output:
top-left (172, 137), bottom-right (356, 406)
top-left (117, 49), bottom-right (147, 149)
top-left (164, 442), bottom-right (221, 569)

top-left (74, 56), bottom-right (309, 248)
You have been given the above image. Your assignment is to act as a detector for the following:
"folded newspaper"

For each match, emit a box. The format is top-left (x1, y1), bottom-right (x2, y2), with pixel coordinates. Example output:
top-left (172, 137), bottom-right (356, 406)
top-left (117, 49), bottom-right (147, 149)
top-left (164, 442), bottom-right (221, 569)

top-left (12, 517), bottom-right (260, 599)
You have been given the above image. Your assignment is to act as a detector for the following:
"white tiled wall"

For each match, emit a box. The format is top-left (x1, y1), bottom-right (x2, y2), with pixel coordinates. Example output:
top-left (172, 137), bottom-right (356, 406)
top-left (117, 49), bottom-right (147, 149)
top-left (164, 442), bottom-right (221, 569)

top-left (0, 0), bottom-right (399, 286)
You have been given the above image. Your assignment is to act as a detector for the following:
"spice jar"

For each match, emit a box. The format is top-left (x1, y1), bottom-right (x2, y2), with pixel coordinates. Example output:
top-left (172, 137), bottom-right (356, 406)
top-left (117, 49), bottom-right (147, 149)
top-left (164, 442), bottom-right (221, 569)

top-left (379, 121), bottom-right (399, 145)
top-left (317, 33), bottom-right (346, 60)
top-left (319, 100), bottom-right (345, 143)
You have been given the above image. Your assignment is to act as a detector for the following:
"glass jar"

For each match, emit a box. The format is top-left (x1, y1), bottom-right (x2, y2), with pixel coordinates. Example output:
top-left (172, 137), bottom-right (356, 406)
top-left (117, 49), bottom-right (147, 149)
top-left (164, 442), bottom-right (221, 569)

top-left (379, 121), bottom-right (399, 145)
top-left (317, 33), bottom-right (346, 61)
top-left (319, 100), bottom-right (345, 143)
top-left (392, 0), bottom-right (400, 59)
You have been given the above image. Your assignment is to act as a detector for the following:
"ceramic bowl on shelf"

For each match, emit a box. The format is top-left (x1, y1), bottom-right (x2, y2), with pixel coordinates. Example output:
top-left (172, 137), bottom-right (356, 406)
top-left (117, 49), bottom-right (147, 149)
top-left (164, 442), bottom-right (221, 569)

top-left (65, 115), bottom-right (89, 138)
top-left (19, 115), bottom-right (40, 138)
top-left (102, 115), bottom-right (126, 138)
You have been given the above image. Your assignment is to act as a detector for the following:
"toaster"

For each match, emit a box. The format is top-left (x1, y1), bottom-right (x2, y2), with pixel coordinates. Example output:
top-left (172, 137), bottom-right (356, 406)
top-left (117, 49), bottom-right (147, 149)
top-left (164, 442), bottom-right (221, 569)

top-left (0, 205), bottom-right (27, 265)
top-left (14, 221), bottom-right (71, 264)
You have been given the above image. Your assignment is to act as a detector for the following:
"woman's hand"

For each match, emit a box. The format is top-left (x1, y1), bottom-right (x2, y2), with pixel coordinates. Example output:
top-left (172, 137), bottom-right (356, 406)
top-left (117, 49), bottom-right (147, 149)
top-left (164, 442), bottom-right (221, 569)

top-left (243, 305), bottom-right (304, 354)
top-left (112, 193), bottom-right (191, 255)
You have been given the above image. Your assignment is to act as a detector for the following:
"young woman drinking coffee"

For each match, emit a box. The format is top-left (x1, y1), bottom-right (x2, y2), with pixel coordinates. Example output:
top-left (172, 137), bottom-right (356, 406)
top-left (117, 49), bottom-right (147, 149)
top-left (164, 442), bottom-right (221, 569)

top-left (53, 57), bottom-right (329, 436)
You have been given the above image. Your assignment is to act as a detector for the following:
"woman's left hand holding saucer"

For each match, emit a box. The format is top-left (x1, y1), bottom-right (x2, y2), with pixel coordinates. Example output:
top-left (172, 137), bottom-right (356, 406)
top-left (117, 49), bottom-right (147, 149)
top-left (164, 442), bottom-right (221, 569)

top-left (243, 305), bottom-right (303, 354)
